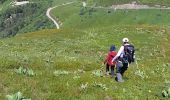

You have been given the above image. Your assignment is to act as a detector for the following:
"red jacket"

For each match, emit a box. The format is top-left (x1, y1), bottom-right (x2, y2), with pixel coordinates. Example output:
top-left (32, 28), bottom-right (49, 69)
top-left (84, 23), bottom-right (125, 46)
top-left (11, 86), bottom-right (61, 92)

top-left (104, 51), bottom-right (117, 66)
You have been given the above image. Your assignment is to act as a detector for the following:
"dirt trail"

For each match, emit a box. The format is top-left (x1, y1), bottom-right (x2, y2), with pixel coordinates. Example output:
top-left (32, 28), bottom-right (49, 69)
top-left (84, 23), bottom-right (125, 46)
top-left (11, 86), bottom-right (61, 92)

top-left (46, 2), bottom-right (74, 29)
top-left (47, 1), bottom-right (170, 29)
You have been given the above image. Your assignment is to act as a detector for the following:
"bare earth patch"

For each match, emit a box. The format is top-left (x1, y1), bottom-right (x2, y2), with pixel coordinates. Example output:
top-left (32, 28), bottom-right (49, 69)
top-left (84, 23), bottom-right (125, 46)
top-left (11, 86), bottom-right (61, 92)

top-left (12, 1), bottom-right (30, 6)
top-left (112, 2), bottom-right (170, 9)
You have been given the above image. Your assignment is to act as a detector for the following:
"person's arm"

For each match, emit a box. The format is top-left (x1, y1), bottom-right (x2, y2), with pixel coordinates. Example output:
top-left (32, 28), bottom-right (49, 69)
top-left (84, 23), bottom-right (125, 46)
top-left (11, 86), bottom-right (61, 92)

top-left (112, 46), bottom-right (124, 62)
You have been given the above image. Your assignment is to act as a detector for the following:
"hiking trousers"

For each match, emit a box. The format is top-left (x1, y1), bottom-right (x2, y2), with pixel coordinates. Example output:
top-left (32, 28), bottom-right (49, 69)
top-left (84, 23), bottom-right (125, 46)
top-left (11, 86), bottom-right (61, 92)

top-left (116, 62), bottom-right (128, 76)
top-left (115, 61), bottom-right (128, 82)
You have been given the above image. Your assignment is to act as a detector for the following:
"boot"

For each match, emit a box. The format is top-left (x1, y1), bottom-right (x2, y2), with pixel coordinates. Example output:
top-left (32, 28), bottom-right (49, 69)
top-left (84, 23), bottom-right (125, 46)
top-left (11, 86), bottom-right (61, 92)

top-left (116, 73), bottom-right (124, 82)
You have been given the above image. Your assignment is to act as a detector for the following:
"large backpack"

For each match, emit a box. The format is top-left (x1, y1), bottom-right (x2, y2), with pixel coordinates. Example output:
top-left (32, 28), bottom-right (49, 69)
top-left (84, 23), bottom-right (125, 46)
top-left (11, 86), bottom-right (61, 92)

top-left (123, 44), bottom-right (135, 64)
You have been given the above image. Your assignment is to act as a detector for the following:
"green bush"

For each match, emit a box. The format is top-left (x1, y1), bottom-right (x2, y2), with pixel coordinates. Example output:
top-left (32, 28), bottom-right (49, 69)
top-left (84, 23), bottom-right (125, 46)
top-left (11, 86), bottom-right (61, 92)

top-left (15, 66), bottom-right (35, 76)
top-left (162, 87), bottom-right (170, 97)
top-left (6, 91), bottom-right (31, 100)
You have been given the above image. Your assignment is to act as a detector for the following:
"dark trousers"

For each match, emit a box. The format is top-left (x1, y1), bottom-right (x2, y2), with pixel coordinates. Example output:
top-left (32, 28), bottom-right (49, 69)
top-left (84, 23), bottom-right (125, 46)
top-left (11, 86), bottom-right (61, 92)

top-left (116, 62), bottom-right (128, 76)
top-left (106, 63), bottom-right (115, 76)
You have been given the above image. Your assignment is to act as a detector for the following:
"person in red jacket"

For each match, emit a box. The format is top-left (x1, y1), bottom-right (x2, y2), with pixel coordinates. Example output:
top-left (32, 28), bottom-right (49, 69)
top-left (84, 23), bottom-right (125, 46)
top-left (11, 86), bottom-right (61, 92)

top-left (104, 45), bottom-right (117, 77)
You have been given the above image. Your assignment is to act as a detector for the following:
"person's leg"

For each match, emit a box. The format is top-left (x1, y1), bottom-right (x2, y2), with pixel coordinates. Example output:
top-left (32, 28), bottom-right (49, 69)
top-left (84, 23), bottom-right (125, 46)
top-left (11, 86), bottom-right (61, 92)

top-left (116, 61), bottom-right (124, 82)
top-left (120, 63), bottom-right (129, 76)
top-left (106, 63), bottom-right (109, 75)
top-left (110, 65), bottom-right (115, 77)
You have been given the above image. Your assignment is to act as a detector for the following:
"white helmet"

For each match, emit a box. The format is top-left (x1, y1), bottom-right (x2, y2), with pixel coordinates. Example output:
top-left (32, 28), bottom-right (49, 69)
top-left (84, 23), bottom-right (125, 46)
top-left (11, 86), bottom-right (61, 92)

top-left (122, 38), bottom-right (129, 43)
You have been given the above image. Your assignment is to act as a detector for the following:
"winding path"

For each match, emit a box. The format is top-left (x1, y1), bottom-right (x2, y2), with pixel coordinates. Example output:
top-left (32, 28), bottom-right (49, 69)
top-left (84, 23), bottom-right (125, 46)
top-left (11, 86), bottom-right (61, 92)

top-left (47, 2), bottom-right (170, 29)
top-left (46, 2), bottom-right (74, 29)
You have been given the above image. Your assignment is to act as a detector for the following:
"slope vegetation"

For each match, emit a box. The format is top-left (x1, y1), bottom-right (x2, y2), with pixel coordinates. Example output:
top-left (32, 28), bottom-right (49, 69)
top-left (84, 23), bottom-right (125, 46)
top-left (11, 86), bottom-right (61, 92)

top-left (0, 0), bottom-right (170, 99)
top-left (0, 0), bottom-right (54, 38)
top-left (0, 25), bottom-right (170, 99)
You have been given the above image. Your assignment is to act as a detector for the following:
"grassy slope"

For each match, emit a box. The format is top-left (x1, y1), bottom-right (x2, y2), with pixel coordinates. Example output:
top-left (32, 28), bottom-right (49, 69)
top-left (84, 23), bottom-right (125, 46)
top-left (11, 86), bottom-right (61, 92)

top-left (51, 2), bottom-right (170, 29)
top-left (0, 25), bottom-right (170, 99)
top-left (51, 0), bottom-right (77, 6)
top-left (0, 0), bottom-right (170, 99)
top-left (87, 0), bottom-right (170, 6)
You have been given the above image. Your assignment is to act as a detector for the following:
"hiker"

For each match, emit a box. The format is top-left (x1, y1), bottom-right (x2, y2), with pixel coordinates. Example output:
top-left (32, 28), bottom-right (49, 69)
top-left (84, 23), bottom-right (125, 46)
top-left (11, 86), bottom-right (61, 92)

top-left (104, 45), bottom-right (117, 77)
top-left (80, 0), bottom-right (87, 15)
top-left (112, 38), bottom-right (135, 82)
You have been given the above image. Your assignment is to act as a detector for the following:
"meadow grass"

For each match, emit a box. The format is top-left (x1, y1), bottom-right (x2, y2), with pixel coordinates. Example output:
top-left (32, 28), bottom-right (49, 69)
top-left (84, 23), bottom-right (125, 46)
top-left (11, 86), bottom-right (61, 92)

top-left (0, 0), bottom-right (170, 99)
top-left (86, 0), bottom-right (170, 6)
top-left (0, 25), bottom-right (169, 99)
top-left (51, 0), bottom-right (77, 6)
top-left (51, 4), bottom-right (170, 29)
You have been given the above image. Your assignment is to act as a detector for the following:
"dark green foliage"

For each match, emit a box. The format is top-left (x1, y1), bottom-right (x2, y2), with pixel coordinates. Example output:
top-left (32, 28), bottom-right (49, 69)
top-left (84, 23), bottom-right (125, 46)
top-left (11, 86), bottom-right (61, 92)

top-left (0, 1), bottom-right (54, 38)
top-left (0, 0), bottom-right (5, 4)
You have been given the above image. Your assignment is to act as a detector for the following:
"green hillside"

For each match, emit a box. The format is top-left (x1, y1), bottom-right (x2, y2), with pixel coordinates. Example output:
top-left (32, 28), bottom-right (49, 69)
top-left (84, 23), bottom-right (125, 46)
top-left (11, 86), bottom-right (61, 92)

top-left (52, 4), bottom-right (170, 29)
top-left (51, 2), bottom-right (170, 28)
top-left (86, 0), bottom-right (170, 6)
top-left (0, 0), bottom-right (55, 38)
top-left (0, 0), bottom-right (170, 99)
top-left (0, 0), bottom-right (170, 37)
top-left (0, 25), bottom-right (170, 99)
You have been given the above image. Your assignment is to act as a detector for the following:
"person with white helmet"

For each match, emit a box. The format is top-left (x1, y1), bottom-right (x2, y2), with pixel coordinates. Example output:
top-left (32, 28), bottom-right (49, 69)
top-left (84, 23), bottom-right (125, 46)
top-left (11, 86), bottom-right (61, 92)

top-left (112, 38), bottom-right (135, 82)
top-left (80, 0), bottom-right (87, 15)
